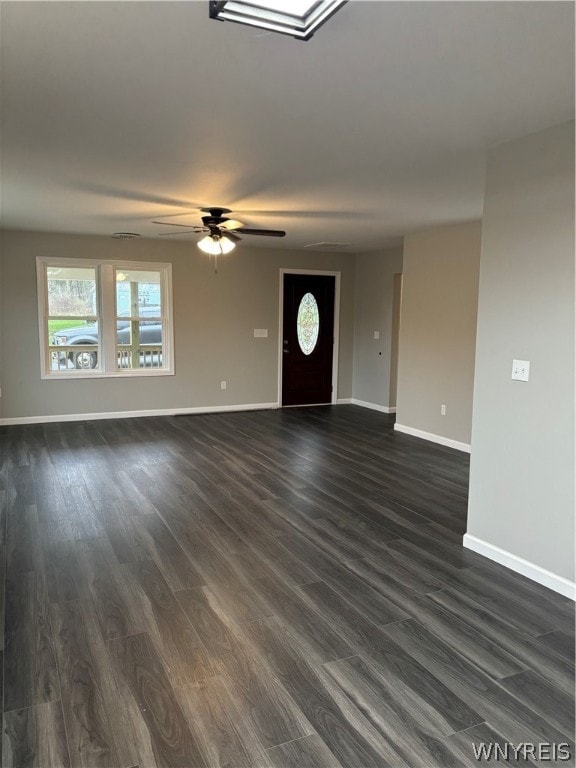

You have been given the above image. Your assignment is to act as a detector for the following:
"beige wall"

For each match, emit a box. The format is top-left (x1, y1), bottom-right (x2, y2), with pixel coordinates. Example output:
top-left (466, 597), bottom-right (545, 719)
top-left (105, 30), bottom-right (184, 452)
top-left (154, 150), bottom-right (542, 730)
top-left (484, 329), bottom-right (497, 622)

top-left (0, 230), bottom-right (355, 420)
top-left (352, 248), bottom-right (403, 408)
top-left (467, 122), bottom-right (575, 583)
top-left (396, 221), bottom-right (481, 445)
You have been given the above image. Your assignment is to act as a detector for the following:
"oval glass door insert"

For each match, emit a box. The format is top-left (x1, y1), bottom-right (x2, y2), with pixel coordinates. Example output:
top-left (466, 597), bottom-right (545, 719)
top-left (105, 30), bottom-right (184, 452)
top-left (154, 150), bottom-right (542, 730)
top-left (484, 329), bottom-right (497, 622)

top-left (297, 292), bottom-right (320, 355)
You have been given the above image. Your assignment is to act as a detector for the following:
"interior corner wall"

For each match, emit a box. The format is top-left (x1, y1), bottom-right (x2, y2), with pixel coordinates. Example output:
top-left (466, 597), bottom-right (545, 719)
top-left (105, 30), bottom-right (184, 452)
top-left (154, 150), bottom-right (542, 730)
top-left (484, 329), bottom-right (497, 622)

top-left (395, 221), bottom-right (481, 446)
top-left (0, 231), bottom-right (355, 420)
top-left (352, 247), bottom-right (403, 409)
top-left (466, 121), bottom-right (575, 584)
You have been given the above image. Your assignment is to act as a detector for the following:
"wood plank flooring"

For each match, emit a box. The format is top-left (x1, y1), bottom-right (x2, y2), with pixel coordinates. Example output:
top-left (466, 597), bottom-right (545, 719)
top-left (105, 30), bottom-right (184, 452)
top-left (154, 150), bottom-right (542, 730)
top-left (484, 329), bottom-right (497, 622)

top-left (0, 405), bottom-right (574, 767)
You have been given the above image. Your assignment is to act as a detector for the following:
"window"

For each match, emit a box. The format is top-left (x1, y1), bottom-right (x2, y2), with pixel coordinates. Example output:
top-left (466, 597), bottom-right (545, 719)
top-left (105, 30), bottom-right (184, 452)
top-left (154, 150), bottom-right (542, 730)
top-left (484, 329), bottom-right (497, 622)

top-left (37, 258), bottom-right (174, 378)
top-left (297, 292), bottom-right (320, 355)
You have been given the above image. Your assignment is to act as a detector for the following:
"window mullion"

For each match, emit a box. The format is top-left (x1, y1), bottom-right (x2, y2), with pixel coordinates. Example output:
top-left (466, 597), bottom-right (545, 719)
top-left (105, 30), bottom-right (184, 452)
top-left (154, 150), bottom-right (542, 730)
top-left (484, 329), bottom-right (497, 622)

top-left (100, 264), bottom-right (116, 372)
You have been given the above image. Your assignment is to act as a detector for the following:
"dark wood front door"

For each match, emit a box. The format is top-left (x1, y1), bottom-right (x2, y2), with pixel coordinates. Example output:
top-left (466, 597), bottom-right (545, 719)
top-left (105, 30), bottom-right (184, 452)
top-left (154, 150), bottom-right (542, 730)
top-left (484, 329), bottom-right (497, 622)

top-left (282, 273), bottom-right (335, 406)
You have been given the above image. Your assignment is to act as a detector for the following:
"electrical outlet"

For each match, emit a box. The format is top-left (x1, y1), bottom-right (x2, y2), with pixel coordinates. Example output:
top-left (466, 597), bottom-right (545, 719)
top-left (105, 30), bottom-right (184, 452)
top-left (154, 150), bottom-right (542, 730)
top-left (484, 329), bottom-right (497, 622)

top-left (440, 404), bottom-right (446, 416)
top-left (220, 381), bottom-right (227, 390)
top-left (512, 360), bottom-right (530, 382)
top-left (254, 329), bottom-right (268, 338)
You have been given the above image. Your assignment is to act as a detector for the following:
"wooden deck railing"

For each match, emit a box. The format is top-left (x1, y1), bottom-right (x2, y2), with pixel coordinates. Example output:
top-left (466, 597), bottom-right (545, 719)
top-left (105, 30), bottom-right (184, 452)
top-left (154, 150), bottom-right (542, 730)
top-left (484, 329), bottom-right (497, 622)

top-left (49, 344), bottom-right (164, 370)
top-left (117, 346), bottom-right (163, 368)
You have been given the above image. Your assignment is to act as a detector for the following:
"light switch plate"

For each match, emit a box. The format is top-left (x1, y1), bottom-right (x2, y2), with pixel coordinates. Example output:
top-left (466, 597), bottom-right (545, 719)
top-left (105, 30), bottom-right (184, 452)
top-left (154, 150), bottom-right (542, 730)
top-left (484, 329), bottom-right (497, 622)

top-left (512, 359), bottom-right (530, 382)
top-left (254, 329), bottom-right (268, 338)
top-left (373, 330), bottom-right (380, 340)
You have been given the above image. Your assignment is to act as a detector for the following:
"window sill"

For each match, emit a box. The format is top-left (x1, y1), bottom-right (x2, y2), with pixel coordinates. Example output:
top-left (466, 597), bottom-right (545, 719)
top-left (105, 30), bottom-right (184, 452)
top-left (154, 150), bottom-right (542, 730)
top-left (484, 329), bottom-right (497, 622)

top-left (41, 369), bottom-right (175, 380)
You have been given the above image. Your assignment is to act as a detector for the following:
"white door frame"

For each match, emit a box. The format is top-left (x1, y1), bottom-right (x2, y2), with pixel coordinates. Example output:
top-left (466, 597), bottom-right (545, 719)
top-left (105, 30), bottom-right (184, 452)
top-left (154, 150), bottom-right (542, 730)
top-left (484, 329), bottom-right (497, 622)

top-left (278, 268), bottom-right (341, 407)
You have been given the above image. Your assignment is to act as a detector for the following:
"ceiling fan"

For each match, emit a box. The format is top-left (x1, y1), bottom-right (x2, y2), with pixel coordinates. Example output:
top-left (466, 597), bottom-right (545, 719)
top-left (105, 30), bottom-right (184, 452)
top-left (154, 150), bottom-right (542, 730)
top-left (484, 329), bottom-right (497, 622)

top-left (154, 207), bottom-right (286, 255)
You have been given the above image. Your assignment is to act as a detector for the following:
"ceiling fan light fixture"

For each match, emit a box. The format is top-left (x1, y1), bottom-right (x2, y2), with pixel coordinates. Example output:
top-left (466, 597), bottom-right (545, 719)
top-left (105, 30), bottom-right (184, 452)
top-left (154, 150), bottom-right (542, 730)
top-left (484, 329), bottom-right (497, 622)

top-left (197, 234), bottom-right (236, 255)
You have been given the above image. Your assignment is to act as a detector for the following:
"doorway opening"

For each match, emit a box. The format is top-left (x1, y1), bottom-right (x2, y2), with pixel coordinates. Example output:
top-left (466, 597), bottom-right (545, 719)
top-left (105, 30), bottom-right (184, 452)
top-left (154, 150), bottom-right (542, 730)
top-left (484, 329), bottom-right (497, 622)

top-left (389, 272), bottom-right (403, 410)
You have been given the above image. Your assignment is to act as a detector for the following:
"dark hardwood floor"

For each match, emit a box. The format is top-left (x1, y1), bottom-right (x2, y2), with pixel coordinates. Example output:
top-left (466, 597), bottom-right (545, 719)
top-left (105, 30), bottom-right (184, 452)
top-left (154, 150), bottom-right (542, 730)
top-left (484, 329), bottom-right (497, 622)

top-left (0, 405), bottom-right (574, 767)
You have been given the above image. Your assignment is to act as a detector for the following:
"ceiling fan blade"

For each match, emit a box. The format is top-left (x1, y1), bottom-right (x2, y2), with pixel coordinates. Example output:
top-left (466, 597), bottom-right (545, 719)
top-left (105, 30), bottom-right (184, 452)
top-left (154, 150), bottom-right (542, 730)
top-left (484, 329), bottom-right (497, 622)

top-left (235, 228), bottom-right (286, 237)
top-left (153, 220), bottom-right (199, 228)
top-left (219, 219), bottom-right (245, 230)
top-left (157, 229), bottom-right (206, 236)
top-left (223, 231), bottom-right (242, 242)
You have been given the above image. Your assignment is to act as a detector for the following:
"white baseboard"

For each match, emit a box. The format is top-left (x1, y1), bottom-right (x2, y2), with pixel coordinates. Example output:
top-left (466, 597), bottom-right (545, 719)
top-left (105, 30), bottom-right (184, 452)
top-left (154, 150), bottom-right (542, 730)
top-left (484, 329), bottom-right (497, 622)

top-left (394, 422), bottom-right (470, 453)
top-left (463, 534), bottom-right (575, 601)
top-left (1, 400), bottom-right (407, 424)
top-left (350, 398), bottom-right (396, 414)
top-left (0, 402), bottom-right (279, 426)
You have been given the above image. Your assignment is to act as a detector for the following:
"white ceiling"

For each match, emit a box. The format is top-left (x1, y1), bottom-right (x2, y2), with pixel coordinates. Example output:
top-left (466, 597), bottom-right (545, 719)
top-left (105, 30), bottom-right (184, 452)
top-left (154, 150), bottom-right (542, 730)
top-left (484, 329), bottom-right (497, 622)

top-left (1, 1), bottom-right (573, 251)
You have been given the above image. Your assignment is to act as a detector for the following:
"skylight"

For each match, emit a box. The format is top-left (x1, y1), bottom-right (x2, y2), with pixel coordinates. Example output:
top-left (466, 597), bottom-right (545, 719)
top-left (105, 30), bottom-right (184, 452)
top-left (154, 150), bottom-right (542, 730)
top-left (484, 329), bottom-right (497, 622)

top-left (251, 1), bottom-right (319, 14)
top-left (209, 1), bottom-right (348, 40)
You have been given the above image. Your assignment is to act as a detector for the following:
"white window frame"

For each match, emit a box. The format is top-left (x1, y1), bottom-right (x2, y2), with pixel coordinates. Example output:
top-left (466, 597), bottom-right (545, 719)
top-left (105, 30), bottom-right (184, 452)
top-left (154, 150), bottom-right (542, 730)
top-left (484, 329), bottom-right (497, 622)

top-left (37, 257), bottom-right (174, 379)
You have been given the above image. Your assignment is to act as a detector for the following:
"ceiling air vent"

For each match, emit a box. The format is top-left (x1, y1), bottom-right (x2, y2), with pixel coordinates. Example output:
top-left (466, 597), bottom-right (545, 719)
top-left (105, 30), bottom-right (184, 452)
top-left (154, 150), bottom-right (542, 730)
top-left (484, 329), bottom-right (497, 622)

top-left (111, 232), bottom-right (141, 239)
top-left (303, 241), bottom-right (351, 250)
